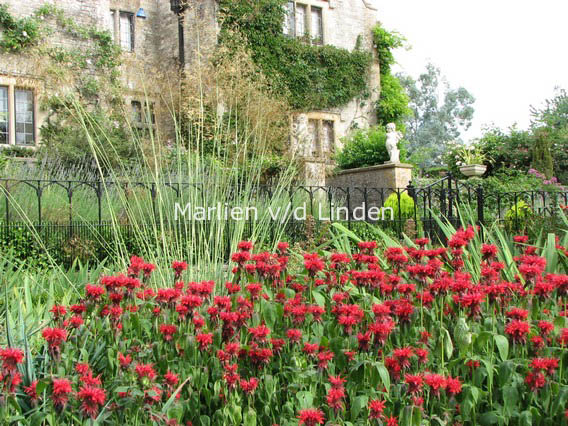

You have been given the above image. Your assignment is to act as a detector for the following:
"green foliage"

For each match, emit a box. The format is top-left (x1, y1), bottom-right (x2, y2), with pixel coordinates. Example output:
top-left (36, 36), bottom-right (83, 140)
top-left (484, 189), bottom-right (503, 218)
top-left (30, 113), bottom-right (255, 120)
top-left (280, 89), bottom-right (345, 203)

top-left (531, 129), bottom-right (554, 178)
top-left (219, 0), bottom-right (372, 110)
top-left (0, 146), bottom-right (36, 158)
top-left (372, 24), bottom-right (411, 129)
top-left (504, 200), bottom-right (533, 231)
top-left (372, 25), bottom-right (406, 76)
top-left (0, 4), bottom-right (41, 52)
top-left (376, 73), bottom-right (411, 130)
top-left (335, 126), bottom-right (407, 170)
top-left (476, 127), bottom-right (532, 176)
top-left (384, 191), bottom-right (415, 220)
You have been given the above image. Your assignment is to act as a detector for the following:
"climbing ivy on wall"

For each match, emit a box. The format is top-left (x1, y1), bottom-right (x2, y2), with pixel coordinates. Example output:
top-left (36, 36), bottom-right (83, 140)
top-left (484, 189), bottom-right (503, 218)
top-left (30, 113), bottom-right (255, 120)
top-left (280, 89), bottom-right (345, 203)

top-left (372, 24), bottom-right (411, 129)
top-left (0, 4), bottom-right (42, 52)
top-left (219, 0), bottom-right (373, 110)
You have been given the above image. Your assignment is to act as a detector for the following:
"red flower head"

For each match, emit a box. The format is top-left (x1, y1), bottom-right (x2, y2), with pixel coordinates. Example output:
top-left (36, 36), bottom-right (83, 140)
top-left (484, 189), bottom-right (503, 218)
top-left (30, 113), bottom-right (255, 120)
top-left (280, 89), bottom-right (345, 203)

top-left (196, 333), bottom-right (213, 350)
top-left (49, 305), bottom-right (67, 320)
top-left (445, 376), bottom-right (462, 396)
top-left (368, 399), bottom-right (386, 420)
top-left (118, 352), bottom-right (132, 369)
top-left (405, 374), bottom-right (423, 394)
top-left (135, 363), bottom-right (157, 381)
top-left (85, 284), bottom-right (105, 301)
top-left (77, 385), bottom-right (106, 419)
top-left (287, 328), bottom-right (303, 343)
top-left (424, 373), bottom-right (447, 396)
top-left (164, 371), bottom-right (180, 388)
top-left (42, 327), bottom-right (67, 349)
top-left (160, 324), bottom-right (178, 341)
top-left (277, 242), bottom-right (289, 254)
top-left (298, 408), bottom-right (325, 426)
top-left (238, 241), bottom-right (254, 252)
top-left (240, 377), bottom-right (259, 395)
top-left (51, 378), bottom-right (72, 408)
top-left (24, 380), bottom-right (39, 403)
top-left (481, 244), bottom-right (498, 260)
top-left (505, 320), bottom-right (531, 344)
top-left (326, 387), bottom-right (345, 412)
top-left (0, 348), bottom-right (24, 372)
top-left (171, 261), bottom-right (188, 277)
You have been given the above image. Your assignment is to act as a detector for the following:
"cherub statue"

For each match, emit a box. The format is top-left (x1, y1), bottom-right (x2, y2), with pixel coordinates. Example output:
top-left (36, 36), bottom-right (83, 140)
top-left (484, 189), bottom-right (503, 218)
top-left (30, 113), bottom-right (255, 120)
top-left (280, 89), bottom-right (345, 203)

top-left (385, 122), bottom-right (403, 163)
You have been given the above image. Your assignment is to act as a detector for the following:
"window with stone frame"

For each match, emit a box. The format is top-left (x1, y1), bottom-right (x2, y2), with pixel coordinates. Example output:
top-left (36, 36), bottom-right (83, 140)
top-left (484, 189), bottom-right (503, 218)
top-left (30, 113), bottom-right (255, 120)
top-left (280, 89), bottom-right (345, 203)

top-left (110, 10), bottom-right (135, 52)
top-left (15, 89), bottom-right (35, 145)
top-left (0, 82), bottom-right (36, 146)
top-left (131, 100), bottom-right (156, 128)
top-left (283, 1), bottom-right (324, 45)
top-left (0, 86), bottom-right (8, 145)
top-left (306, 117), bottom-right (336, 158)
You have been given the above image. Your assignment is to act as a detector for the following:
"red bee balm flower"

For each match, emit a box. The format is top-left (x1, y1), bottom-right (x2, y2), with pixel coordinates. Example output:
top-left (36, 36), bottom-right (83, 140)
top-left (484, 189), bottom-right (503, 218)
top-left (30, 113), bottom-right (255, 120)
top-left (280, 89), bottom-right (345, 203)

top-left (196, 333), bottom-right (213, 350)
top-left (171, 261), bottom-right (188, 277)
top-left (368, 399), bottom-right (386, 420)
top-left (159, 324), bottom-right (178, 341)
top-left (51, 378), bottom-right (72, 408)
top-left (77, 385), bottom-right (106, 418)
top-left (298, 408), bottom-right (325, 426)
top-left (505, 320), bottom-right (531, 344)
top-left (0, 348), bottom-right (24, 372)
top-left (42, 328), bottom-right (67, 348)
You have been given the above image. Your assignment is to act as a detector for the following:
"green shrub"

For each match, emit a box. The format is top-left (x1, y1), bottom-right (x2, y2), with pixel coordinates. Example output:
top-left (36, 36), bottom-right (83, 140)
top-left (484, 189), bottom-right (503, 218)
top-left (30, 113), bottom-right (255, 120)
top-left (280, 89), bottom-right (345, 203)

top-left (384, 191), bottom-right (415, 220)
top-left (504, 200), bottom-right (533, 231)
top-left (335, 126), bottom-right (407, 170)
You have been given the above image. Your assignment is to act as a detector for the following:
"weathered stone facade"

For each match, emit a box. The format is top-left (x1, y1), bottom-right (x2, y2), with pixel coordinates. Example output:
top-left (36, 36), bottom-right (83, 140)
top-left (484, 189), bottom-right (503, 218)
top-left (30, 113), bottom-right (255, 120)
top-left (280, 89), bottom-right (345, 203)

top-left (0, 0), bottom-right (380, 185)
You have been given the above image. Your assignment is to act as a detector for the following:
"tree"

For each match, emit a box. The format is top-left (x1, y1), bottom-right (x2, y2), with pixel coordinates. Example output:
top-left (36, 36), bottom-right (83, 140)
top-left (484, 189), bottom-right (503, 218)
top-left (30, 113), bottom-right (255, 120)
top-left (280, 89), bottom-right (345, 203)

top-left (530, 88), bottom-right (568, 182)
top-left (398, 63), bottom-right (475, 169)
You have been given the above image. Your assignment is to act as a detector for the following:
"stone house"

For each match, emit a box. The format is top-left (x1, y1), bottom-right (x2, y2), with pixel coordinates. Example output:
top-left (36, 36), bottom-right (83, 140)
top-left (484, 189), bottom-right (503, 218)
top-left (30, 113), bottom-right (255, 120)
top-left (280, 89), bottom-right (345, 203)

top-left (0, 0), bottom-right (380, 183)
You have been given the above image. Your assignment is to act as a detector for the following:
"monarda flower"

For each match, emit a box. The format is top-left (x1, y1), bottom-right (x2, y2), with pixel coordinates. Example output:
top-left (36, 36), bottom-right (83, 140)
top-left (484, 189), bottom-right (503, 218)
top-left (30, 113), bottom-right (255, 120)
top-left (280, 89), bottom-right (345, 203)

top-left (445, 376), bottom-right (462, 396)
top-left (135, 363), bottom-right (157, 381)
top-left (164, 371), bottom-right (180, 388)
top-left (237, 241), bottom-right (253, 251)
top-left (24, 380), bottom-right (39, 403)
top-left (49, 305), bottom-right (67, 320)
top-left (424, 373), bottom-right (446, 396)
top-left (42, 327), bottom-right (67, 359)
top-left (405, 374), bottom-right (423, 394)
top-left (298, 408), bottom-right (325, 426)
top-left (118, 352), bottom-right (132, 369)
top-left (326, 387), bottom-right (345, 412)
top-left (51, 378), bottom-right (72, 409)
top-left (249, 324), bottom-right (271, 342)
top-left (368, 398), bottom-right (386, 420)
top-left (196, 333), bottom-right (213, 350)
top-left (239, 377), bottom-right (259, 395)
top-left (317, 350), bottom-right (334, 369)
top-left (0, 348), bottom-right (24, 372)
top-left (287, 328), bottom-right (303, 343)
top-left (77, 385), bottom-right (106, 419)
top-left (159, 324), bottom-right (178, 341)
top-left (505, 320), bottom-right (530, 344)
top-left (171, 261), bottom-right (188, 278)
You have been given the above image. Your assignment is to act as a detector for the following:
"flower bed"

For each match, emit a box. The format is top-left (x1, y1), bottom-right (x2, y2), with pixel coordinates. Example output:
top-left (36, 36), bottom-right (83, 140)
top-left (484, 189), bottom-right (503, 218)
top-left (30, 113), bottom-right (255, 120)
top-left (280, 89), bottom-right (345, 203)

top-left (1, 230), bottom-right (568, 425)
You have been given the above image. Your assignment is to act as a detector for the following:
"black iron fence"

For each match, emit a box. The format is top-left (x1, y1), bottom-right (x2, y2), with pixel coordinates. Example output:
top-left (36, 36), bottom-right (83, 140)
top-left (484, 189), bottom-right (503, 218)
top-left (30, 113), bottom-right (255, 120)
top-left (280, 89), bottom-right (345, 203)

top-left (1, 175), bottom-right (567, 260)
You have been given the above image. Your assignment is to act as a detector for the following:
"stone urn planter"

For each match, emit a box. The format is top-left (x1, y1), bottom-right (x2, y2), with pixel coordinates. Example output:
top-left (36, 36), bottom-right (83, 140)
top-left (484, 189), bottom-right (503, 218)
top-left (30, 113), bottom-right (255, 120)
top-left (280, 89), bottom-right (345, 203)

top-left (459, 164), bottom-right (487, 178)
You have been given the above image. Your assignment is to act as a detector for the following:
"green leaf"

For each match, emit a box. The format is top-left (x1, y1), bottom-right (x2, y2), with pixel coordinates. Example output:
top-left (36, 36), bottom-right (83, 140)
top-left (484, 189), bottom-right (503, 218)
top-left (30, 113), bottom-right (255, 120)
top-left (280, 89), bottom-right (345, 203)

top-left (376, 363), bottom-right (390, 392)
top-left (312, 291), bottom-right (325, 307)
top-left (494, 335), bottom-right (509, 361)
top-left (502, 385), bottom-right (518, 416)
top-left (479, 411), bottom-right (500, 425)
top-left (244, 409), bottom-right (257, 426)
top-left (443, 328), bottom-right (453, 359)
top-left (518, 410), bottom-right (532, 426)
top-left (350, 395), bottom-right (368, 421)
top-left (296, 391), bottom-right (314, 409)
top-left (261, 299), bottom-right (277, 329)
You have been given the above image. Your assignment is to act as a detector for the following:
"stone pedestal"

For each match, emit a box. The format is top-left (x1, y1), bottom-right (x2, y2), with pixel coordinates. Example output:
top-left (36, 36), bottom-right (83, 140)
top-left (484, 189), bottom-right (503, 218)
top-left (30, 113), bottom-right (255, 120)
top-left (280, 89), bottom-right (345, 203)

top-left (326, 162), bottom-right (413, 189)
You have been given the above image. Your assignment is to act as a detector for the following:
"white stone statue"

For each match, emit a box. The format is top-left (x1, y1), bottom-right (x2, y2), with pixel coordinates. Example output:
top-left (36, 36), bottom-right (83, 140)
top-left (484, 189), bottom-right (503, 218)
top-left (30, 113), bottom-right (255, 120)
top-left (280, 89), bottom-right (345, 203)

top-left (385, 122), bottom-right (403, 163)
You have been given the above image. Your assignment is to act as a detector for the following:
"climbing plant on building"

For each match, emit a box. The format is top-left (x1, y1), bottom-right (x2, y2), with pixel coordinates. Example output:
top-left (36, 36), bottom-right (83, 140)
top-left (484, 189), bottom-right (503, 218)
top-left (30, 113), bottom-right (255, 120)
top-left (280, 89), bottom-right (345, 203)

top-left (0, 4), bottom-right (42, 52)
top-left (372, 24), bottom-right (411, 130)
top-left (218, 0), bottom-right (373, 110)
